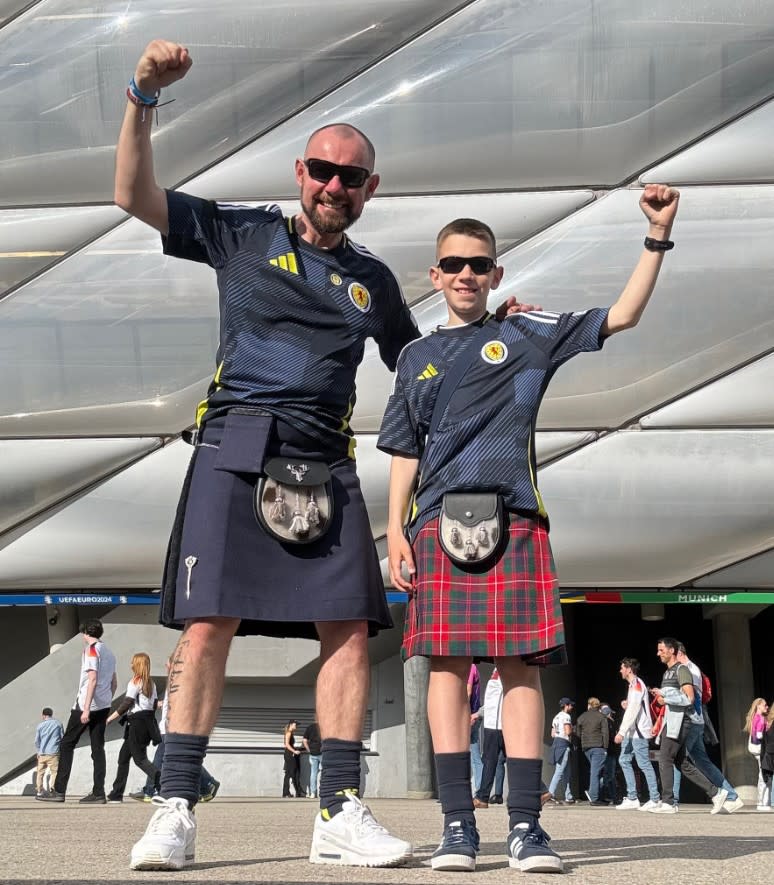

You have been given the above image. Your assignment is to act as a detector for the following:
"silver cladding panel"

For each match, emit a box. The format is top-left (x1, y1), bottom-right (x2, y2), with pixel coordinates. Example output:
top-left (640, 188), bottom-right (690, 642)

top-left (0, 192), bottom-right (592, 436)
top-left (0, 0), bottom-right (468, 206)
top-left (0, 206), bottom-right (123, 295)
top-left (643, 99), bottom-right (774, 185)
top-left (0, 437), bottom-right (160, 534)
top-left (541, 430), bottom-right (774, 587)
top-left (641, 353), bottom-right (774, 428)
top-left (694, 548), bottom-right (774, 589)
top-left (0, 432), bottom-right (601, 588)
top-left (194, 0), bottom-right (774, 198)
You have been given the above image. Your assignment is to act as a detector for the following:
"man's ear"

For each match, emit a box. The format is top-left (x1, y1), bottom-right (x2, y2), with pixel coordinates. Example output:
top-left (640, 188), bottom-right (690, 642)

top-left (364, 173), bottom-right (380, 202)
top-left (429, 264), bottom-right (443, 291)
top-left (294, 158), bottom-right (305, 188)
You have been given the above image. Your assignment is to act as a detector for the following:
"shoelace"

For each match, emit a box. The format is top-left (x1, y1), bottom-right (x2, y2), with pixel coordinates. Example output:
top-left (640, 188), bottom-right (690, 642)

top-left (147, 797), bottom-right (194, 835)
top-left (441, 822), bottom-right (478, 850)
top-left (344, 797), bottom-right (391, 835)
top-left (522, 824), bottom-right (551, 847)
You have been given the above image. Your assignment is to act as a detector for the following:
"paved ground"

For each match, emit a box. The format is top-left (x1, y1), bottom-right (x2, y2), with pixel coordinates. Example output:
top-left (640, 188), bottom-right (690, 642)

top-left (2, 795), bottom-right (773, 884)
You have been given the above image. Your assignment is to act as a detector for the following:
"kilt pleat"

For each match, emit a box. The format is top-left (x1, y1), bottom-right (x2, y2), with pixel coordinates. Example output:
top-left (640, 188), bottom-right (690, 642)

top-left (403, 514), bottom-right (565, 665)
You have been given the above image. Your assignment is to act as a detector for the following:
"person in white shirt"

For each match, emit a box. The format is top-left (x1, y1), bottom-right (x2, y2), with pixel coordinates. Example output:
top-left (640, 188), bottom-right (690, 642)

top-left (106, 653), bottom-right (161, 802)
top-left (547, 698), bottom-right (575, 803)
top-left (473, 670), bottom-right (505, 808)
top-left (41, 619), bottom-right (117, 803)
top-left (614, 657), bottom-right (660, 810)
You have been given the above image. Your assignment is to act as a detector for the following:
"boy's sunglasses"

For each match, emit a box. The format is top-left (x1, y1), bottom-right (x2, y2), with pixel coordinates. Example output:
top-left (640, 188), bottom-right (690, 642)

top-left (304, 158), bottom-right (371, 189)
top-left (437, 256), bottom-right (496, 275)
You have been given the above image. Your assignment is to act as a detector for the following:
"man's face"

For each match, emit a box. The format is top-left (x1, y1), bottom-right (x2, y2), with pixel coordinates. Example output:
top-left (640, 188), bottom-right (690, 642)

top-left (430, 234), bottom-right (503, 322)
top-left (295, 131), bottom-right (379, 236)
top-left (619, 663), bottom-right (631, 681)
top-left (656, 642), bottom-right (674, 664)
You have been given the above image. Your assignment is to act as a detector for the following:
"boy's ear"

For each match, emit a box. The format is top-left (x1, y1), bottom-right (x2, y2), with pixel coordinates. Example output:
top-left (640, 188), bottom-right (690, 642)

top-left (429, 264), bottom-right (444, 291)
top-left (489, 265), bottom-right (505, 290)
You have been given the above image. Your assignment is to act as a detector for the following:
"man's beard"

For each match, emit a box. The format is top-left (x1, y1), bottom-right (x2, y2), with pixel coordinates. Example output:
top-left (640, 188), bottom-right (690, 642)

top-left (302, 195), bottom-right (360, 235)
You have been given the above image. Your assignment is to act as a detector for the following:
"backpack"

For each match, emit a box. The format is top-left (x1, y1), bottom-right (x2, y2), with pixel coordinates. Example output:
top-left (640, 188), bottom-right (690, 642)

top-left (650, 697), bottom-right (666, 738)
top-left (700, 671), bottom-right (712, 704)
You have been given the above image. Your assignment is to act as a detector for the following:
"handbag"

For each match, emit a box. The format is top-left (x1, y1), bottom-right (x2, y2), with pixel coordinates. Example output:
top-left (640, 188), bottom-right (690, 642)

top-left (416, 316), bottom-right (506, 565)
top-left (749, 736), bottom-right (762, 757)
top-left (438, 491), bottom-right (503, 566)
top-left (255, 457), bottom-right (333, 544)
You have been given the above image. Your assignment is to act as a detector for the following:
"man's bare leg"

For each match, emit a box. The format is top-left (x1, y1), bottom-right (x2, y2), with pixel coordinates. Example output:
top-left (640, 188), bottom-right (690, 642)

top-left (310, 619), bottom-right (412, 866)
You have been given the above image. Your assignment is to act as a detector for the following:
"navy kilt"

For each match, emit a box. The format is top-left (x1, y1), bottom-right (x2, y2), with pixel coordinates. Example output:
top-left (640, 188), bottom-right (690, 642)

top-left (403, 513), bottom-right (566, 663)
top-left (160, 413), bottom-right (391, 639)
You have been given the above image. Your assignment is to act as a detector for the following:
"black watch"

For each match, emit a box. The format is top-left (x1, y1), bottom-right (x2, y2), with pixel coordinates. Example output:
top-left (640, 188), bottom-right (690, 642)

top-left (644, 236), bottom-right (674, 252)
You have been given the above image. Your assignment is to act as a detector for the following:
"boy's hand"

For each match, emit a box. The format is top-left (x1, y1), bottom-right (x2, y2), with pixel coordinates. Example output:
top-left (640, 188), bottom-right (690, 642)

top-left (387, 530), bottom-right (416, 592)
top-left (134, 40), bottom-right (193, 95)
top-left (640, 184), bottom-right (679, 235)
top-left (495, 296), bottom-right (542, 321)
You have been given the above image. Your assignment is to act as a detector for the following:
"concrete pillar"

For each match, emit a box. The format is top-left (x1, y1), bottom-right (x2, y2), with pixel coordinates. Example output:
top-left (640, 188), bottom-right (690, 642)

top-left (710, 608), bottom-right (759, 800)
top-left (46, 604), bottom-right (79, 653)
top-left (404, 655), bottom-right (434, 798)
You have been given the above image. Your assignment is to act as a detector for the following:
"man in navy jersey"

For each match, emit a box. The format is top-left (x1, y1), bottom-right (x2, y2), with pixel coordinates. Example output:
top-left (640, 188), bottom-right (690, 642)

top-left (380, 185), bottom-right (679, 872)
top-left (115, 39), bottom-right (424, 871)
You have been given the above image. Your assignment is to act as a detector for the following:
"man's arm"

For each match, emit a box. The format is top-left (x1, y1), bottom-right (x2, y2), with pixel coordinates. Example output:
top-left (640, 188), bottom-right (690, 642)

top-left (601, 184), bottom-right (680, 336)
top-left (386, 454), bottom-right (419, 591)
top-left (80, 670), bottom-right (97, 723)
top-left (115, 40), bottom-right (193, 232)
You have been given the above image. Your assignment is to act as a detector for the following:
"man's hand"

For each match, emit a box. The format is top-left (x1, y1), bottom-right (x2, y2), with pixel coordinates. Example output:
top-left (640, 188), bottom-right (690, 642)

top-left (614, 733), bottom-right (623, 745)
top-left (387, 530), bottom-right (416, 592)
top-left (640, 184), bottom-right (680, 235)
top-left (79, 709), bottom-right (90, 724)
top-left (495, 296), bottom-right (542, 321)
top-left (134, 40), bottom-right (193, 95)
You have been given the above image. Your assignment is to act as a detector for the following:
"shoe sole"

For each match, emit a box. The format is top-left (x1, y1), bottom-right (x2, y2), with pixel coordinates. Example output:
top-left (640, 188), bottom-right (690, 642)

top-left (431, 853), bottom-right (476, 871)
top-left (130, 848), bottom-right (195, 871)
top-left (509, 856), bottom-right (564, 873)
top-left (309, 839), bottom-right (412, 868)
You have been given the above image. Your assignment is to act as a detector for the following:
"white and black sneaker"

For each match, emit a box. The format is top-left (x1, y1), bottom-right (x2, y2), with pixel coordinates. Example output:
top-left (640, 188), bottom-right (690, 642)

top-left (129, 797), bottom-right (196, 871)
top-left (309, 794), bottom-right (412, 867)
top-left (507, 821), bottom-right (563, 873)
top-left (431, 820), bottom-right (479, 871)
top-left (710, 787), bottom-right (729, 815)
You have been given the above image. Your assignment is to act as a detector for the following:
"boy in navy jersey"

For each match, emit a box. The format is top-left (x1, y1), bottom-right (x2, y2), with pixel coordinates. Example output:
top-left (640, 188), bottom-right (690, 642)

top-left (379, 184), bottom-right (679, 873)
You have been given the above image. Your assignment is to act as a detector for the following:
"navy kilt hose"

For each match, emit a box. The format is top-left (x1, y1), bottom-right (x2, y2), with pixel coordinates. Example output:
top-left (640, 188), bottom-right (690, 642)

top-left (160, 412), bottom-right (391, 639)
top-left (403, 513), bottom-right (566, 663)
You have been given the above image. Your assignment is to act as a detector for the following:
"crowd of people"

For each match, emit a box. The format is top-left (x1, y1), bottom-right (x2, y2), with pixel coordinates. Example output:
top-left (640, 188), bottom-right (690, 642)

top-left (22, 32), bottom-right (760, 878)
top-left (543, 640), bottom-right (770, 815)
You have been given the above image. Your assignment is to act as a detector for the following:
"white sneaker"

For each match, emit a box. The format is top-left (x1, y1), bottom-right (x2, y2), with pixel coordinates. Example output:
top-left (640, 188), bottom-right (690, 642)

top-left (710, 787), bottom-right (729, 815)
top-left (638, 799), bottom-right (660, 811)
top-left (129, 797), bottom-right (196, 871)
top-left (722, 797), bottom-right (744, 814)
top-left (616, 797), bottom-right (641, 810)
top-left (309, 794), bottom-right (412, 867)
top-left (756, 804), bottom-right (772, 812)
top-left (648, 802), bottom-right (677, 814)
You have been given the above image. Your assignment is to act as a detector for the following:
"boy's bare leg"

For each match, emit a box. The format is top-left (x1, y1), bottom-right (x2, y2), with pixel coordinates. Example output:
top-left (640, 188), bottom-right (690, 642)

top-left (428, 656), bottom-right (472, 752)
top-left (496, 656), bottom-right (544, 758)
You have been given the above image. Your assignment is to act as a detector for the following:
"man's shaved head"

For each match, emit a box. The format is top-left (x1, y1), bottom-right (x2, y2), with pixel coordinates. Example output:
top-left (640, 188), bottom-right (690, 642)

top-left (305, 124), bottom-right (376, 170)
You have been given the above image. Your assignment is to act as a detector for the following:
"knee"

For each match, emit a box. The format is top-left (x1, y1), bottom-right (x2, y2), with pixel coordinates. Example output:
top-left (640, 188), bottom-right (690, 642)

top-left (318, 620), bottom-right (368, 662)
top-left (181, 617), bottom-right (239, 655)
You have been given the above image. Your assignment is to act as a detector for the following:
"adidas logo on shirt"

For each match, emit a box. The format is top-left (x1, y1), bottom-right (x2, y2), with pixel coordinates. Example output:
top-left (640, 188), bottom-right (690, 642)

top-left (417, 363), bottom-right (439, 381)
top-left (269, 252), bottom-right (299, 274)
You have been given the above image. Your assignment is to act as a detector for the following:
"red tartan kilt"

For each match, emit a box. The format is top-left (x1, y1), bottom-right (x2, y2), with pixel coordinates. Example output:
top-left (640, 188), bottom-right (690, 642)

top-left (403, 513), bottom-right (566, 664)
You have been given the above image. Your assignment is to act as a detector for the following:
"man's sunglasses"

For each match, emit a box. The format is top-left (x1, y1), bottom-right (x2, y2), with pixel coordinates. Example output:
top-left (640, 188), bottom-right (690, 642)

top-left (437, 256), bottom-right (496, 274)
top-left (304, 158), bottom-right (371, 189)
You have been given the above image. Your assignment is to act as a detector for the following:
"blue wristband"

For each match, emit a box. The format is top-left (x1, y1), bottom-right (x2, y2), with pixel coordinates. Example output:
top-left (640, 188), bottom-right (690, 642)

top-left (129, 76), bottom-right (159, 106)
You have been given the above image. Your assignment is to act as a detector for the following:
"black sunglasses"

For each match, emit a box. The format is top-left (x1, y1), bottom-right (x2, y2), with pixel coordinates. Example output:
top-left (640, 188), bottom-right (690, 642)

top-left (437, 255), bottom-right (496, 275)
top-left (304, 158), bottom-right (371, 189)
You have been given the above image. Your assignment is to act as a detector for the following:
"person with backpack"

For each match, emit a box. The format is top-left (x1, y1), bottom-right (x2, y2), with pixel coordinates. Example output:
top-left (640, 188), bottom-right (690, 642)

top-left (614, 658), bottom-right (661, 811)
top-left (671, 644), bottom-right (743, 813)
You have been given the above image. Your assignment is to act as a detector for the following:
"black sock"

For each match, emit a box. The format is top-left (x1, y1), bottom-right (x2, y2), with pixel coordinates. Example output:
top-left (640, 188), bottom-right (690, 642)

top-left (159, 733), bottom-right (208, 808)
top-left (436, 752), bottom-right (475, 827)
top-left (506, 757), bottom-right (542, 829)
top-left (319, 738), bottom-right (361, 818)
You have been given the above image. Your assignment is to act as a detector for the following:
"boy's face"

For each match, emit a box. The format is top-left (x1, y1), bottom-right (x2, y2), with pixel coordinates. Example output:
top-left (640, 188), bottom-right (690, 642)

top-left (430, 233), bottom-right (503, 323)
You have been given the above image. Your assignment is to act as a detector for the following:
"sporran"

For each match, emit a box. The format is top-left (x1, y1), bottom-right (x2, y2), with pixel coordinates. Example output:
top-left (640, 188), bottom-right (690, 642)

top-left (255, 457), bottom-right (333, 544)
top-left (438, 492), bottom-right (503, 566)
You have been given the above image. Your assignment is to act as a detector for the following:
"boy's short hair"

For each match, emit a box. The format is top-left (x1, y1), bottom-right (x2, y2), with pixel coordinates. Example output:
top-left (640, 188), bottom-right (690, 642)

top-left (620, 657), bottom-right (640, 673)
top-left (80, 619), bottom-right (103, 639)
top-left (436, 218), bottom-right (497, 257)
top-left (42, 707), bottom-right (53, 717)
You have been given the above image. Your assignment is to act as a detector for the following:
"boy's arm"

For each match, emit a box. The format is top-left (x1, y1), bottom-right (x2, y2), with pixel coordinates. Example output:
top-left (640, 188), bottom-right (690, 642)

top-left (601, 184), bottom-right (680, 336)
top-left (386, 454), bottom-right (420, 592)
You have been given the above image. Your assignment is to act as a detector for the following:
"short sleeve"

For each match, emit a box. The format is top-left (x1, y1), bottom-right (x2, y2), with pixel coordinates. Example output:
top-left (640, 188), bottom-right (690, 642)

top-left (377, 371), bottom-right (421, 457)
top-left (125, 680), bottom-right (140, 700)
top-left (677, 665), bottom-right (694, 688)
top-left (374, 269), bottom-right (419, 371)
top-left (518, 308), bottom-right (609, 367)
top-left (84, 644), bottom-right (100, 672)
top-left (162, 190), bottom-right (281, 269)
